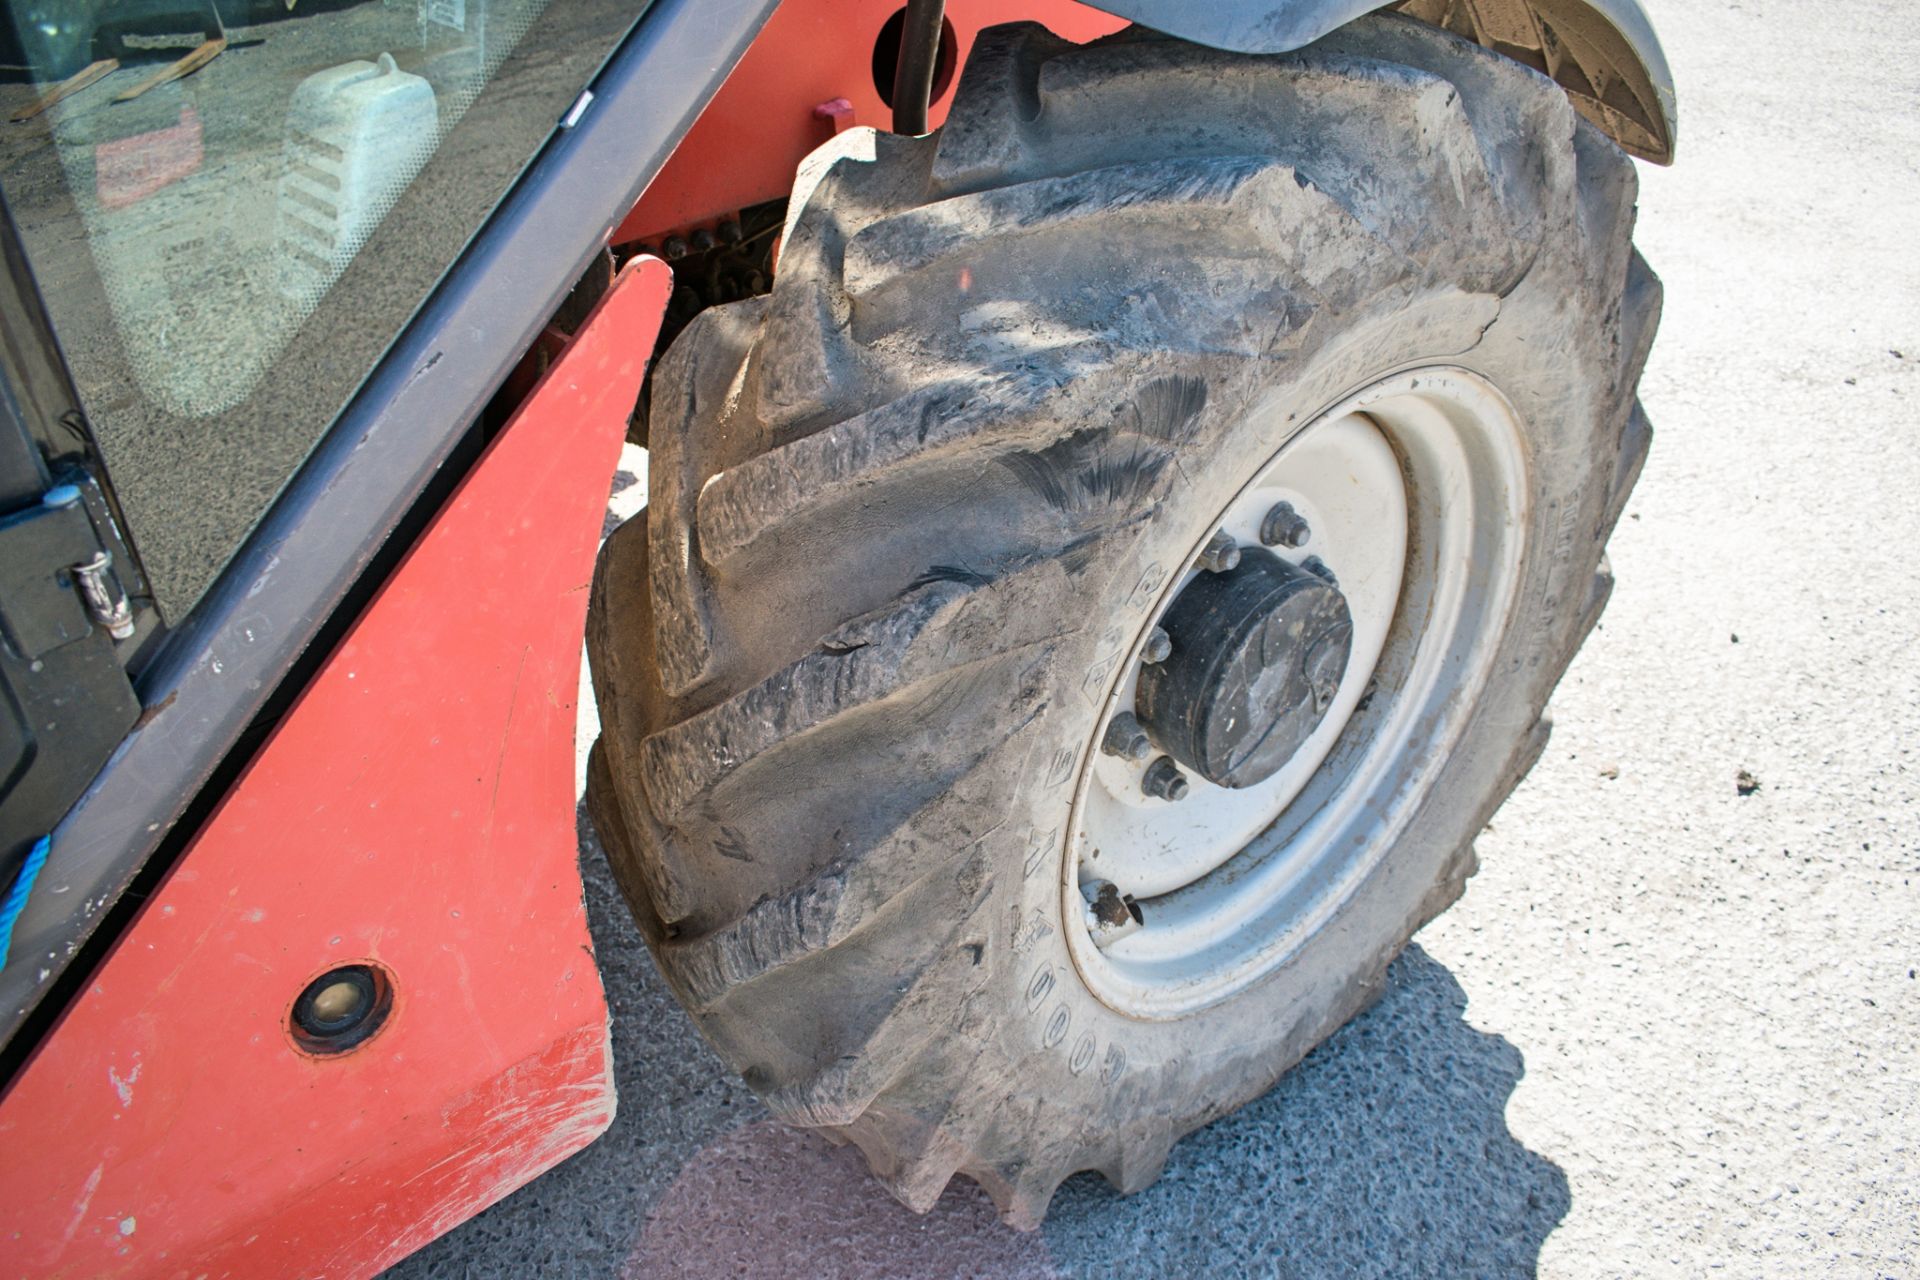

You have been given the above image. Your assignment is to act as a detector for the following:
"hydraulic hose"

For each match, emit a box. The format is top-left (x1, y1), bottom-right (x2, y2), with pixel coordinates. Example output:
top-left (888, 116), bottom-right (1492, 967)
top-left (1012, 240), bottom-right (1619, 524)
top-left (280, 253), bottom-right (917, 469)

top-left (890, 0), bottom-right (945, 135)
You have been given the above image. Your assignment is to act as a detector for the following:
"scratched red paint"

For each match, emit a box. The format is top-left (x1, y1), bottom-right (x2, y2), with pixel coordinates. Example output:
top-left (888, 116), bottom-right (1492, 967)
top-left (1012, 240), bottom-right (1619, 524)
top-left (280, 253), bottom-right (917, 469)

top-left (0, 259), bottom-right (671, 1279)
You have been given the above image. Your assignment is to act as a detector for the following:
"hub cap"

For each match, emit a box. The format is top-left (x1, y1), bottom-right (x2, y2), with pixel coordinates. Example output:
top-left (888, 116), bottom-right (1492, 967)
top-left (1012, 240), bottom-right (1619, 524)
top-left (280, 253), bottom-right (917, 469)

top-left (1137, 549), bottom-right (1355, 790)
top-left (1064, 369), bottom-right (1530, 1017)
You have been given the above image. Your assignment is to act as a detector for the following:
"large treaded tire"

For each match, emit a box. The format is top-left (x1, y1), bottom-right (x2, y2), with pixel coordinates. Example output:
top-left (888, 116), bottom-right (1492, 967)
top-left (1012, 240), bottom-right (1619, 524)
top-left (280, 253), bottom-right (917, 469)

top-left (587, 14), bottom-right (1659, 1227)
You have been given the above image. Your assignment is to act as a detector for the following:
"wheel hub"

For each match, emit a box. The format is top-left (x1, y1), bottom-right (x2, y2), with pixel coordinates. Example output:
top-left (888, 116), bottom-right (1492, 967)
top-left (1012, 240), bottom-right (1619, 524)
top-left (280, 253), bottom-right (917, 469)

top-left (1137, 550), bottom-right (1354, 789)
top-left (1064, 372), bottom-right (1532, 1018)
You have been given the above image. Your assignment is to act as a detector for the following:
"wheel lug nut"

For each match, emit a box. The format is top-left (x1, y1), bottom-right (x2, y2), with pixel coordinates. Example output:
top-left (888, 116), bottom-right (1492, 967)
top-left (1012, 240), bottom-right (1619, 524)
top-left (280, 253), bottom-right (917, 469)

top-left (1302, 555), bottom-right (1337, 586)
top-left (1141, 627), bottom-right (1171, 665)
top-left (1197, 530), bottom-right (1240, 574)
top-left (1141, 755), bottom-right (1190, 802)
top-left (1101, 712), bottom-right (1153, 762)
top-left (1259, 501), bottom-right (1311, 549)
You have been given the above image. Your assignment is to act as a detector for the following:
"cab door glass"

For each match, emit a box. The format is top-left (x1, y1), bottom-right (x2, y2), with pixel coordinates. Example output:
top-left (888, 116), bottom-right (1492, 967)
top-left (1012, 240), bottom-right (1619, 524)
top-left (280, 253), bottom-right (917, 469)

top-left (0, 0), bottom-right (638, 616)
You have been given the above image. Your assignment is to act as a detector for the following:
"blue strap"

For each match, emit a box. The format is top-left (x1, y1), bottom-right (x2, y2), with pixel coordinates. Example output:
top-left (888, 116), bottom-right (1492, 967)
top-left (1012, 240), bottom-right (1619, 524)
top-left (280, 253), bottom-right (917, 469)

top-left (0, 835), bottom-right (51, 968)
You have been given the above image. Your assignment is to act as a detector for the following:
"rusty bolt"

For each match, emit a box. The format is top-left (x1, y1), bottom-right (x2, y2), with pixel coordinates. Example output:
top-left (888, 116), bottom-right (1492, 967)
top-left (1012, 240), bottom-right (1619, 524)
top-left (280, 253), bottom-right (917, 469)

top-left (1089, 882), bottom-right (1131, 928)
top-left (1101, 711), bottom-right (1154, 762)
top-left (1259, 501), bottom-right (1311, 549)
top-left (1197, 530), bottom-right (1241, 574)
top-left (1141, 626), bottom-right (1172, 665)
top-left (1084, 880), bottom-right (1143, 943)
top-left (1082, 882), bottom-right (1136, 951)
top-left (1142, 755), bottom-right (1190, 802)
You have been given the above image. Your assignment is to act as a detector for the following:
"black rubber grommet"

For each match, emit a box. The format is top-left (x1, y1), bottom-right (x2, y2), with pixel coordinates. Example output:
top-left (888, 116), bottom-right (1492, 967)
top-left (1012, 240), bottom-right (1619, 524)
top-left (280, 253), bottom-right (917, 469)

top-left (290, 963), bottom-right (393, 1055)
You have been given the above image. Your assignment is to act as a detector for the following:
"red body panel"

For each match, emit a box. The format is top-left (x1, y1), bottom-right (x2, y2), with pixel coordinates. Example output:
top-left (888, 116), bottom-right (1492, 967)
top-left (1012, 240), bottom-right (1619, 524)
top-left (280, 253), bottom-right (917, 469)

top-left (0, 259), bottom-right (670, 1280)
top-left (1, 1), bottom-right (1134, 1273)
top-left (614, 0), bottom-right (1126, 245)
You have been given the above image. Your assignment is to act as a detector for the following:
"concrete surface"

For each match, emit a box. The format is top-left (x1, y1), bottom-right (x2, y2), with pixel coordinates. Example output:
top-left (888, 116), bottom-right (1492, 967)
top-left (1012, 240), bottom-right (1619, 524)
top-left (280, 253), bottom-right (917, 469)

top-left (389, 1), bottom-right (1920, 1275)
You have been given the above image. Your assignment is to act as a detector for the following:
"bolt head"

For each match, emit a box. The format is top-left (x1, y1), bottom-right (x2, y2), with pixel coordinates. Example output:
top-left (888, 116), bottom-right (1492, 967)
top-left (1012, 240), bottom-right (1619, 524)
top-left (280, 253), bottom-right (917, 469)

top-left (1259, 501), bottom-right (1311, 549)
top-left (1142, 755), bottom-right (1189, 802)
top-left (1198, 530), bottom-right (1241, 574)
top-left (1141, 627), bottom-right (1172, 665)
top-left (1102, 712), bottom-right (1154, 762)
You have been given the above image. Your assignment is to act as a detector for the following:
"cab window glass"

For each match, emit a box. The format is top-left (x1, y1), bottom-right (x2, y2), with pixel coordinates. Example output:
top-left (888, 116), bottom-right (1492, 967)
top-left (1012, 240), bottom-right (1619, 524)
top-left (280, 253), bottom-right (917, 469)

top-left (0, 0), bottom-right (639, 615)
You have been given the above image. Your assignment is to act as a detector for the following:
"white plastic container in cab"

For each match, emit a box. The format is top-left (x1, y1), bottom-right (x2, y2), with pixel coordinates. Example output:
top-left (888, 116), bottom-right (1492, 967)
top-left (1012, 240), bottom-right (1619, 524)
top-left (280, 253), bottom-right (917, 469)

top-left (275, 53), bottom-right (437, 306)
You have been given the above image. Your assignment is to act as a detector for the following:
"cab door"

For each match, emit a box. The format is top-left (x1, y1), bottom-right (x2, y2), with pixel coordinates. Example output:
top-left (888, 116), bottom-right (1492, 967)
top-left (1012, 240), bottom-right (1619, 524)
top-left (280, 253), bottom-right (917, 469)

top-left (0, 202), bottom-right (146, 918)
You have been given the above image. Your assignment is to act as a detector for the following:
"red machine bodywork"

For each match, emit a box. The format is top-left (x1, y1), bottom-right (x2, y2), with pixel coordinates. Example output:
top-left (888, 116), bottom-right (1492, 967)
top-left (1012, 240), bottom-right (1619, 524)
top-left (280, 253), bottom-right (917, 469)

top-left (615, 0), bottom-right (1125, 245)
top-left (0, 1), bottom-right (1129, 1272)
top-left (0, 260), bottom-right (669, 1279)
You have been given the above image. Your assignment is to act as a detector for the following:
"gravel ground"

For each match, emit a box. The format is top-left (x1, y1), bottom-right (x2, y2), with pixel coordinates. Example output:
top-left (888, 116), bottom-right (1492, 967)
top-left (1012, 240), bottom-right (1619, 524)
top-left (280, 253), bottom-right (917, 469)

top-left (391, 0), bottom-right (1920, 1275)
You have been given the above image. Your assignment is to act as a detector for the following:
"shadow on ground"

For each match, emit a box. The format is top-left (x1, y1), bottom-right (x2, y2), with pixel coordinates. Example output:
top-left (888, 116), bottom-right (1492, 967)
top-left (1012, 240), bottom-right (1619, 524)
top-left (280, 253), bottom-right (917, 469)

top-left (390, 808), bottom-right (1568, 1280)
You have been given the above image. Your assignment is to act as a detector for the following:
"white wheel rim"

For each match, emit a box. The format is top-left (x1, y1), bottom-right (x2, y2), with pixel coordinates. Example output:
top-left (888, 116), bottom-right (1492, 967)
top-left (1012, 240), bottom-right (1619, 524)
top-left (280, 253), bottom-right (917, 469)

top-left (1063, 368), bottom-right (1531, 1018)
